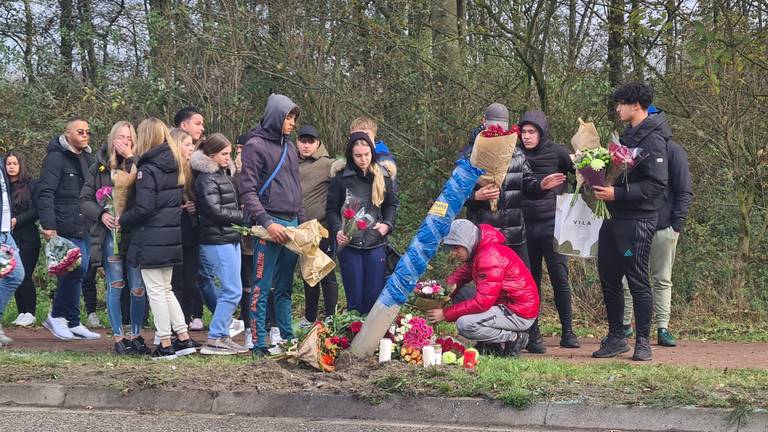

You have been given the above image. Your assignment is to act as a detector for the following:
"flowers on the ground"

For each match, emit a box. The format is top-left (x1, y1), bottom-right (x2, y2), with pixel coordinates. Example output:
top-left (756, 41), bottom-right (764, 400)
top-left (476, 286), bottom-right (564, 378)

top-left (45, 236), bottom-right (82, 275)
top-left (436, 336), bottom-right (466, 357)
top-left (0, 244), bottom-right (17, 278)
top-left (284, 311), bottom-right (363, 372)
top-left (403, 316), bottom-right (433, 349)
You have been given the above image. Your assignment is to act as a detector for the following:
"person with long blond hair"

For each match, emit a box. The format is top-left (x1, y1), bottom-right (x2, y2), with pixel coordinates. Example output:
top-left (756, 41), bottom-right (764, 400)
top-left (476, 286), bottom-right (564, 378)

top-left (119, 118), bottom-right (198, 360)
top-left (169, 128), bottom-right (207, 333)
top-left (80, 121), bottom-right (151, 355)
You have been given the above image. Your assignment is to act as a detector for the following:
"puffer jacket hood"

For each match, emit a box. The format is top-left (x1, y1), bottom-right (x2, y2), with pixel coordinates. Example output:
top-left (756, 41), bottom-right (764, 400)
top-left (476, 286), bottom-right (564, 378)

top-left (190, 149), bottom-right (236, 175)
top-left (518, 110), bottom-right (550, 139)
top-left (249, 94), bottom-right (298, 142)
top-left (139, 142), bottom-right (177, 174)
top-left (444, 224), bottom-right (539, 321)
top-left (46, 134), bottom-right (93, 155)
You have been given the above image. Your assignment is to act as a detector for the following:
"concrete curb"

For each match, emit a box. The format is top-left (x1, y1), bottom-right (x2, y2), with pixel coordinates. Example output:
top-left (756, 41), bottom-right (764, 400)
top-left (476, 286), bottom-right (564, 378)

top-left (0, 384), bottom-right (766, 431)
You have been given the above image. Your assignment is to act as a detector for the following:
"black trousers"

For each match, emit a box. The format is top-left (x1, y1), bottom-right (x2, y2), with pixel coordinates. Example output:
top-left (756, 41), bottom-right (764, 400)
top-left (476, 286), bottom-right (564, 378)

top-left (171, 244), bottom-right (204, 322)
top-left (526, 219), bottom-right (574, 334)
top-left (598, 217), bottom-right (656, 339)
top-left (303, 237), bottom-right (338, 322)
top-left (82, 264), bottom-right (98, 315)
top-left (13, 235), bottom-right (40, 314)
top-left (240, 253), bottom-right (252, 329)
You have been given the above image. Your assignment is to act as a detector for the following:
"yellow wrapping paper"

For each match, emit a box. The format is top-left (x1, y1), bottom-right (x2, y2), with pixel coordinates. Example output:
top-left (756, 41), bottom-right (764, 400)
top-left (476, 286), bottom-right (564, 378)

top-left (283, 322), bottom-right (335, 372)
top-left (469, 133), bottom-right (517, 211)
top-left (248, 219), bottom-right (335, 287)
top-left (111, 167), bottom-right (137, 217)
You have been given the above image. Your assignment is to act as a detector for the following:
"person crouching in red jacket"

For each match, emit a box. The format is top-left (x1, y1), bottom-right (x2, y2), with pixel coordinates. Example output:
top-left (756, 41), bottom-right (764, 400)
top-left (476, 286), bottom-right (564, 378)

top-left (427, 220), bottom-right (540, 357)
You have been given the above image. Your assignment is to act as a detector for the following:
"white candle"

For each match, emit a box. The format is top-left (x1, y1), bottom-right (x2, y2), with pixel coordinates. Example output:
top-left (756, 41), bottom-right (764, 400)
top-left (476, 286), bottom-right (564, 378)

top-left (433, 344), bottom-right (442, 365)
top-left (422, 345), bottom-right (436, 367)
top-left (378, 338), bottom-right (392, 362)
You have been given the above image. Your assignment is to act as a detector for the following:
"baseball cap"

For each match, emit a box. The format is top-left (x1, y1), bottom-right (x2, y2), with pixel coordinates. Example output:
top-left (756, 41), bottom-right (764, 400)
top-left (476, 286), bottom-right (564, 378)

top-left (297, 125), bottom-right (319, 139)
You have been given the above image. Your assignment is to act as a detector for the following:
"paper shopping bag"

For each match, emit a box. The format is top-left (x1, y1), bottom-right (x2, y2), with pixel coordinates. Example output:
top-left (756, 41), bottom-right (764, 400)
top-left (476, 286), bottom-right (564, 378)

top-left (554, 193), bottom-right (602, 258)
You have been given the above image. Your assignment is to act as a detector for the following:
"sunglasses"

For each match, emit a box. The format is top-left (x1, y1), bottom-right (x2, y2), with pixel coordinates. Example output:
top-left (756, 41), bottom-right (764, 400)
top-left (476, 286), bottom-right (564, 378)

top-left (76, 129), bottom-right (93, 136)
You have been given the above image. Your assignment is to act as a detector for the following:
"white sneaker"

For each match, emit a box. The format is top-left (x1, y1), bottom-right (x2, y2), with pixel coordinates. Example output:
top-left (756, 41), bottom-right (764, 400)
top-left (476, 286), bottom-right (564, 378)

top-left (267, 344), bottom-right (283, 355)
top-left (69, 324), bottom-right (101, 340)
top-left (244, 330), bottom-right (254, 350)
top-left (268, 326), bottom-right (285, 344)
top-left (154, 334), bottom-right (161, 346)
top-left (299, 317), bottom-right (313, 329)
top-left (19, 313), bottom-right (37, 327)
top-left (11, 313), bottom-right (24, 326)
top-left (229, 319), bottom-right (245, 338)
top-left (86, 312), bottom-right (103, 328)
top-left (44, 314), bottom-right (75, 340)
top-left (0, 325), bottom-right (12, 345)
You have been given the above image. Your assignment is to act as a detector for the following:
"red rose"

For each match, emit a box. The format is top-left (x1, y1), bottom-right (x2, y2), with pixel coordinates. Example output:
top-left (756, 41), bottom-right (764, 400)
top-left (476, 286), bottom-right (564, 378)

top-left (331, 336), bottom-right (340, 345)
top-left (349, 321), bottom-right (363, 334)
top-left (356, 219), bottom-right (369, 230)
top-left (342, 208), bottom-right (355, 219)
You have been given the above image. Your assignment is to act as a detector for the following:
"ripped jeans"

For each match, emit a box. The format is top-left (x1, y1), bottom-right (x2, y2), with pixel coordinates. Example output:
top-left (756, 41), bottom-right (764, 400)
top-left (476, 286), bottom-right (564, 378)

top-left (103, 232), bottom-right (146, 338)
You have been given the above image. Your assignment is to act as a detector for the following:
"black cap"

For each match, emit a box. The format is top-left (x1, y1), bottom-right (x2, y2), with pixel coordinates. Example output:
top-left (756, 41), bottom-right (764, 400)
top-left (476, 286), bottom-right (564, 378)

top-left (297, 125), bottom-right (319, 139)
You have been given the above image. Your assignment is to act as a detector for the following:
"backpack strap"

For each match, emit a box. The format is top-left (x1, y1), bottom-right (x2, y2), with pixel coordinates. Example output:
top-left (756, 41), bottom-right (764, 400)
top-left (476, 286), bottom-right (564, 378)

top-left (258, 141), bottom-right (289, 197)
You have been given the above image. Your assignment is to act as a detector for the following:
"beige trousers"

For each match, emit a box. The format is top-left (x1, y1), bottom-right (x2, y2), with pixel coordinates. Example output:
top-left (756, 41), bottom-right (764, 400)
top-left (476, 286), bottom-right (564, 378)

top-left (141, 267), bottom-right (188, 339)
top-left (622, 227), bottom-right (680, 329)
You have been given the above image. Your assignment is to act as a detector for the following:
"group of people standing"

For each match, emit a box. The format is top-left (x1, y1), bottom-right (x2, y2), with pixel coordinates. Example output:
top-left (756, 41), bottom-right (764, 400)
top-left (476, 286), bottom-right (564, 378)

top-left (0, 94), bottom-right (401, 360)
top-left (428, 82), bottom-right (692, 361)
top-left (0, 82), bottom-right (690, 362)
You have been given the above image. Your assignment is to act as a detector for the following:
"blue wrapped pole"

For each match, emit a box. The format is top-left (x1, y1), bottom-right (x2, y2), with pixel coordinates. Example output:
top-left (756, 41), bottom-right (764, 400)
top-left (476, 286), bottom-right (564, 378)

top-left (348, 158), bottom-right (483, 357)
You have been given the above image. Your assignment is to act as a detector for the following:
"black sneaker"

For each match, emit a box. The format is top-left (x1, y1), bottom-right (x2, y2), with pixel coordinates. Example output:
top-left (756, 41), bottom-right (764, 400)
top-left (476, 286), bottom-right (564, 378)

top-left (632, 336), bottom-right (653, 361)
top-left (114, 339), bottom-right (136, 355)
top-left (503, 333), bottom-right (529, 358)
top-left (251, 346), bottom-right (271, 358)
top-left (525, 336), bottom-right (547, 354)
top-left (130, 336), bottom-right (152, 355)
top-left (559, 331), bottom-right (581, 348)
top-left (151, 344), bottom-right (177, 361)
top-left (592, 335), bottom-right (630, 358)
top-left (172, 338), bottom-right (198, 357)
top-left (475, 341), bottom-right (504, 356)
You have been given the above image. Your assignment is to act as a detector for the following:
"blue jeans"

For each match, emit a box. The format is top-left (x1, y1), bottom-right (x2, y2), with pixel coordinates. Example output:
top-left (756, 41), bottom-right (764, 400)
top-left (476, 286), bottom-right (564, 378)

top-left (197, 263), bottom-right (218, 314)
top-left (199, 242), bottom-right (242, 339)
top-left (51, 235), bottom-right (90, 327)
top-left (0, 233), bottom-right (25, 321)
top-left (102, 232), bottom-right (146, 337)
top-left (249, 217), bottom-right (298, 348)
top-left (338, 245), bottom-right (386, 315)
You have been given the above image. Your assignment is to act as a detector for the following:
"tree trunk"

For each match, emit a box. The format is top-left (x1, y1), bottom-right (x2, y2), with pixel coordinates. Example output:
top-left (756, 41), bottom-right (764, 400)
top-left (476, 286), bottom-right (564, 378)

top-left (76, 0), bottom-right (99, 84)
top-left (664, 0), bottom-right (676, 75)
top-left (23, 0), bottom-right (35, 83)
top-left (147, 0), bottom-right (173, 79)
top-left (607, 0), bottom-right (625, 87)
top-left (629, 0), bottom-right (644, 80)
top-left (568, 0), bottom-right (577, 68)
top-left (59, 0), bottom-right (76, 75)
top-left (431, 0), bottom-right (460, 72)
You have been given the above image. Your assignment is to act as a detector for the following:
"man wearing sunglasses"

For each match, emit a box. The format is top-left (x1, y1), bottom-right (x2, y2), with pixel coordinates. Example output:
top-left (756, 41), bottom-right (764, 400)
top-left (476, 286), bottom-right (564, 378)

top-left (38, 116), bottom-right (100, 341)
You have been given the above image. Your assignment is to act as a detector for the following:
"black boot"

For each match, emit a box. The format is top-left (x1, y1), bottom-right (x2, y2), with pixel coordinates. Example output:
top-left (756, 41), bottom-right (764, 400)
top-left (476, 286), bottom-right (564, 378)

top-left (525, 320), bottom-right (546, 354)
top-left (559, 331), bottom-right (580, 348)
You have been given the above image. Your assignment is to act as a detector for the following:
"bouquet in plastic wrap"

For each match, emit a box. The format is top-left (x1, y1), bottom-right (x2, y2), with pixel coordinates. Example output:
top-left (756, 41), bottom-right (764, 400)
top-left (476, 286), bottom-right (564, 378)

top-left (340, 190), bottom-right (374, 240)
top-left (572, 147), bottom-right (612, 218)
top-left (469, 124), bottom-right (520, 211)
top-left (46, 236), bottom-right (82, 276)
top-left (0, 244), bottom-right (17, 278)
top-left (606, 132), bottom-right (648, 184)
top-left (95, 186), bottom-right (120, 255)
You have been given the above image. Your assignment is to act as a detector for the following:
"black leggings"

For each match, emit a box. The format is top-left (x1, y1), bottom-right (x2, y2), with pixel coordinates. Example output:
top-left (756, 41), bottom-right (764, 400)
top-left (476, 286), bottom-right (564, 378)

top-left (526, 219), bottom-right (574, 334)
top-left (598, 217), bottom-right (656, 339)
top-left (82, 264), bottom-right (98, 315)
top-left (172, 244), bottom-right (203, 322)
top-left (13, 236), bottom-right (40, 314)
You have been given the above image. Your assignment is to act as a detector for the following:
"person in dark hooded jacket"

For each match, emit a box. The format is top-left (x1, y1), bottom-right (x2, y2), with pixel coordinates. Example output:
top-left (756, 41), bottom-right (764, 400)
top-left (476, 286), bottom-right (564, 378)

top-left (592, 83), bottom-right (669, 362)
top-left (119, 118), bottom-right (199, 360)
top-left (427, 220), bottom-right (539, 358)
top-left (38, 117), bottom-right (100, 342)
top-left (518, 111), bottom-right (580, 351)
top-left (240, 94), bottom-right (304, 356)
top-left (326, 132), bottom-right (399, 315)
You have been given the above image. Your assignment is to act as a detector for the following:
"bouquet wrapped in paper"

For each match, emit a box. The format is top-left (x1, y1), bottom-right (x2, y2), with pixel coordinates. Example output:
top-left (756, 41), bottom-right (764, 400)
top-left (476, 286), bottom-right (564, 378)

top-left (46, 236), bottom-right (82, 276)
top-left (469, 124), bottom-right (520, 211)
top-left (283, 322), bottom-right (336, 372)
top-left (233, 219), bottom-right (335, 287)
top-left (410, 280), bottom-right (450, 311)
top-left (111, 166), bottom-right (137, 217)
top-left (0, 244), bottom-right (17, 278)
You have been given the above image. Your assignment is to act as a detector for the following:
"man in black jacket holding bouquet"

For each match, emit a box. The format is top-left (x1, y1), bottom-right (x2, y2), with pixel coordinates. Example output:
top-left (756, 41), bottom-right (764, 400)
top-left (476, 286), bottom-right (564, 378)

top-left (592, 83), bottom-right (669, 361)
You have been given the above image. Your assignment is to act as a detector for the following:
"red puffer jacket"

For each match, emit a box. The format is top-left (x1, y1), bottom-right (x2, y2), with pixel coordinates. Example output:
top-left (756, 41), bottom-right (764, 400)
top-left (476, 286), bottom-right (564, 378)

top-left (443, 224), bottom-right (539, 321)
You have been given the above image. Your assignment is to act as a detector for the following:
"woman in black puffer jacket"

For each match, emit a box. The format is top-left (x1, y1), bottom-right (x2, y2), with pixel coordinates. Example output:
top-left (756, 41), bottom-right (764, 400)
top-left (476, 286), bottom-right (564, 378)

top-left (191, 134), bottom-right (247, 355)
top-left (326, 132), bottom-right (399, 315)
top-left (119, 118), bottom-right (198, 360)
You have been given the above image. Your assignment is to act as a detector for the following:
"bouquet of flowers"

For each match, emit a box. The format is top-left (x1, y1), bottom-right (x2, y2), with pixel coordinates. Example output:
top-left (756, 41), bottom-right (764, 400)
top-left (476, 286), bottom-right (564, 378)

top-left (283, 311), bottom-right (363, 372)
top-left (435, 336), bottom-right (467, 365)
top-left (341, 190), bottom-right (374, 240)
top-left (0, 244), bottom-right (17, 278)
top-left (469, 124), bottom-right (521, 211)
top-left (386, 314), bottom-right (435, 365)
top-left (572, 147), bottom-right (612, 218)
top-left (96, 186), bottom-right (120, 255)
top-left (606, 132), bottom-right (648, 185)
top-left (46, 236), bottom-right (82, 276)
top-left (410, 280), bottom-right (450, 311)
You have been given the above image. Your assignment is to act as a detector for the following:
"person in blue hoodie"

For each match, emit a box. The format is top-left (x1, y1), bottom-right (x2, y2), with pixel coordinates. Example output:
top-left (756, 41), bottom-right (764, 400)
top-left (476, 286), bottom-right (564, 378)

top-left (240, 94), bottom-right (304, 356)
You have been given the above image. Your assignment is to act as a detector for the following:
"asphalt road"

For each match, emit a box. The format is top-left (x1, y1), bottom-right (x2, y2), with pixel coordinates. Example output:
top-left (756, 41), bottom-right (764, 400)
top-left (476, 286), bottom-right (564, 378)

top-left (0, 406), bottom-right (599, 432)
